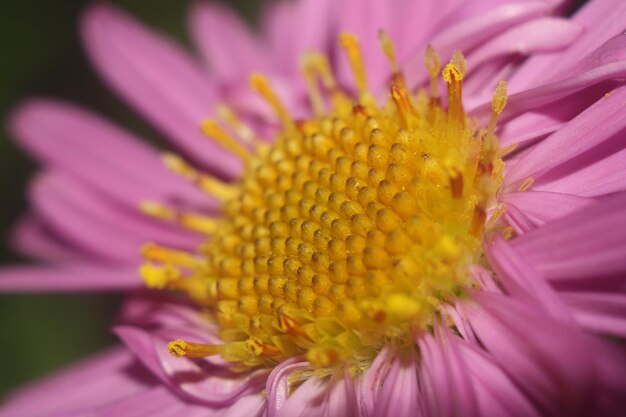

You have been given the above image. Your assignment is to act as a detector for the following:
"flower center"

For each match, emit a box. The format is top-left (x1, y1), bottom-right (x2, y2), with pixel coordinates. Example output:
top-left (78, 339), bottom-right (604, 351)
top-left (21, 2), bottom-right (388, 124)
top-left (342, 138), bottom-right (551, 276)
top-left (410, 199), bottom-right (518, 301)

top-left (140, 33), bottom-right (507, 370)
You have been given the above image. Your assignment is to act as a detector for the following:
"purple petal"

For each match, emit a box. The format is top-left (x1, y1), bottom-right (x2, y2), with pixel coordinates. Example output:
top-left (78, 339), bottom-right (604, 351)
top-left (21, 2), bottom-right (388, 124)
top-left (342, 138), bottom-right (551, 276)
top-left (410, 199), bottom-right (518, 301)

top-left (10, 99), bottom-right (214, 209)
top-left (468, 293), bottom-right (626, 415)
top-left (507, 0), bottom-right (626, 92)
top-left (510, 191), bottom-right (626, 282)
top-left (371, 351), bottom-right (420, 417)
top-left (500, 191), bottom-right (594, 231)
top-left (0, 347), bottom-right (156, 417)
top-left (561, 292), bottom-right (626, 337)
top-left (485, 236), bottom-right (574, 324)
top-left (532, 147), bottom-right (626, 197)
top-left (28, 172), bottom-right (200, 263)
top-left (0, 264), bottom-right (140, 292)
top-left (275, 370), bottom-right (357, 417)
top-left (10, 215), bottom-right (85, 262)
top-left (403, 2), bottom-right (550, 88)
top-left (456, 340), bottom-right (542, 417)
top-left (419, 329), bottom-right (477, 417)
top-left (265, 358), bottom-right (309, 416)
top-left (189, 2), bottom-right (270, 81)
top-left (81, 4), bottom-right (241, 176)
top-left (505, 84), bottom-right (626, 187)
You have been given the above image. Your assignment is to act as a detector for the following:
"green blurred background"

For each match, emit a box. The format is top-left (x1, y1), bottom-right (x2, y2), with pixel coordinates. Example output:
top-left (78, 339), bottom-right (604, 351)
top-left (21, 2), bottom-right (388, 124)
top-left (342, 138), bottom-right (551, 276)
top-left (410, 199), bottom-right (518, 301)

top-left (0, 0), bottom-right (260, 396)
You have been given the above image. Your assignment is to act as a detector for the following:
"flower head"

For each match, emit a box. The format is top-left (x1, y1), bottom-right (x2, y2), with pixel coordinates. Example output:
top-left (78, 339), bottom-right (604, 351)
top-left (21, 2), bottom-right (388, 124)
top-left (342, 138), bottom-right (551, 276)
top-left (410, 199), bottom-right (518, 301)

top-left (2, 0), bottom-right (626, 416)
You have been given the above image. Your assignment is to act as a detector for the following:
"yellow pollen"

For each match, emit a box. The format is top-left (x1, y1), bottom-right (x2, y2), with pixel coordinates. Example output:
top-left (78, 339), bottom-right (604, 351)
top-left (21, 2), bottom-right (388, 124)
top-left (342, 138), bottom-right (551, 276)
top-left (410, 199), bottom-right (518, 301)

top-left (249, 73), bottom-right (293, 127)
top-left (141, 39), bottom-right (506, 370)
top-left (201, 119), bottom-right (250, 160)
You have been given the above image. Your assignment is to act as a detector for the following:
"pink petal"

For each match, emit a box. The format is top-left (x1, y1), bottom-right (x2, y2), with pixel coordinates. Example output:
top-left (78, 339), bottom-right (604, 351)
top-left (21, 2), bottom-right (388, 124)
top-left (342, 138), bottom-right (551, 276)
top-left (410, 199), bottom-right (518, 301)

top-left (223, 393), bottom-right (266, 417)
top-left (500, 191), bottom-right (594, 231)
top-left (265, 358), bottom-right (310, 416)
top-left (419, 329), bottom-right (477, 417)
top-left (28, 172), bottom-right (200, 263)
top-left (507, 0), bottom-right (626, 92)
top-left (0, 264), bottom-right (140, 292)
top-left (467, 293), bottom-right (601, 416)
top-left (10, 215), bottom-right (85, 262)
top-left (114, 325), bottom-right (267, 407)
top-left (403, 2), bottom-right (550, 88)
top-left (510, 191), bottom-right (626, 282)
top-left (371, 351), bottom-right (420, 417)
top-left (10, 99), bottom-right (214, 208)
top-left (561, 292), bottom-right (626, 337)
top-left (189, 2), bottom-right (270, 81)
top-left (81, 4), bottom-right (241, 176)
top-left (474, 34), bottom-right (626, 127)
top-left (469, 18), bottom-right (583, 71)
top-left (532, 147), bottom-right (626, 197)
top-left (505, 84), bottom-right (626, 187)
top-left (485, 236), bottom-right (574, 324)
top-left (262, 0), bottom-right (333, 77)
top-left (0, 347), bottom-right (156, 417)
top-left (456, 341), bottom-right (542, 417)
top-left (275, 370), bottom-right (357, 417)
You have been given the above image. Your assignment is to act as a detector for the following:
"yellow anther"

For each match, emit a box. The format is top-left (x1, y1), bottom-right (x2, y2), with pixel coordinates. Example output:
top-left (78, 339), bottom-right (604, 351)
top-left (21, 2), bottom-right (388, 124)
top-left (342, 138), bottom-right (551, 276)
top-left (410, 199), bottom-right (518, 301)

top-left (168, 339), bottom-right (223, 358)
top-left (140, 263), bottom-right (181, 289)
top-left (162, 152), bottom-right (238, 199)
top-left (391, 85), bottom-right (414, 128)
top-left (518, 177), bottom-right (534, 192)
top-left (140, 201), bottom-right (218, 234)
top-left (216, 104), bottom-right (257, 145)
top-left (141, 243), bottom-right (198, 268)
top-left (378, 30), bottom-right (402, 82)
top-left (139, 201), bottom-right (174, 220)
top-left (249, 73), bottom-right (293, 127)
top-left (491, 81), bottom-right (508, 116)
top-left (425, 45), bottom-right (441, 100)
top-left (201, 119), bottom-right (250, 160)
top-left (451, 50), bottom-right (467, 79)
top-left (300, 52), bottom-right (328, 116)
top-left (339, 32), bottom-right (369, 98)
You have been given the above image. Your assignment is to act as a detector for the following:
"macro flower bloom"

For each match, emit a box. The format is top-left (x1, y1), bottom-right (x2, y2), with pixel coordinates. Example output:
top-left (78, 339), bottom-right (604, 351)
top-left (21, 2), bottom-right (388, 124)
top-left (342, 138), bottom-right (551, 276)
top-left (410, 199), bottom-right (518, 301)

top-left (2, 0), bottom-right (626, 416)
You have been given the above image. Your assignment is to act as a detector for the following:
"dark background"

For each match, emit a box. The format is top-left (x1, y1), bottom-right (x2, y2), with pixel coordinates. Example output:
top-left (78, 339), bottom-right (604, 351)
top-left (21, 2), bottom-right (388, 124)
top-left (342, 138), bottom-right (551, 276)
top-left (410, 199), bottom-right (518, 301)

top-left (0, 0), bottom-right (259, 396)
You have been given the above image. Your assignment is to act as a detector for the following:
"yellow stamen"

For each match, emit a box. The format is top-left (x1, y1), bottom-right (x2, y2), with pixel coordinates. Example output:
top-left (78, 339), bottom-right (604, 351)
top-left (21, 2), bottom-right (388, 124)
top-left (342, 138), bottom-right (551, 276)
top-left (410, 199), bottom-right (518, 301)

top-left (378, 30), bottom-right (405, 88)
top-left (518, 177), bottom-right (534, 192)
top-left (140, 263), bottom-right (181, 289)
top-left (162, 152), bottom-right (238, 199)
top-left (300, 52), bottom-right (327, 116)
top-left (425, 45), bottom-right (441, 101)
top-left (139, 201), bottom-right (218, 234)
top-left (168, 339), bottom-right (223, 358)
top-left (216, 104), bottom-right (258, 146)
top-left (339, 32), bottom-right (369, 99)
top-left (249, 73), bottom-right (293, 127)
top-left (141, 243), bottom-right (198, 268)
top-left (201, 119), bottom-right (250, 160)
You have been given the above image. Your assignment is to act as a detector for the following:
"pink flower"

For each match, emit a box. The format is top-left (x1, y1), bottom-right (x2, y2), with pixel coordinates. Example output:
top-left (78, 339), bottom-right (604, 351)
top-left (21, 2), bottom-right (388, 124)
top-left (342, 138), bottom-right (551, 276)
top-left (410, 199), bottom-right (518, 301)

top-left (2, 0), bottom-right (626, 416)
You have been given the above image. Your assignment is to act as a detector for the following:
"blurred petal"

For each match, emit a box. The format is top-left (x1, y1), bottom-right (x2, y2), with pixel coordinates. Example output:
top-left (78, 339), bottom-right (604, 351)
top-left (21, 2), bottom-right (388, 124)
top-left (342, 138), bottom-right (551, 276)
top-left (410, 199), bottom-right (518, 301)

top-left (81, 4), bottom-right (241, 176)
top-left (0, 347), bottom-right (156, 417)
top-left (0, 264), bottom-right (139, 292)
top-left (189, 2), bottom-right (269, 80)
top-left (10, 99), bottom-right (213, 208)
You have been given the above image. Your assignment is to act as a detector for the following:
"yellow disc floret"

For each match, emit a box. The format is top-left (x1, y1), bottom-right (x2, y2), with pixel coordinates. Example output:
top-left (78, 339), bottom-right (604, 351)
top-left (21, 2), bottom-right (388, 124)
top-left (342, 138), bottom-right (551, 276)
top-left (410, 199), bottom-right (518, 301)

top-left (140, 34), bottom-right (507, 371)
